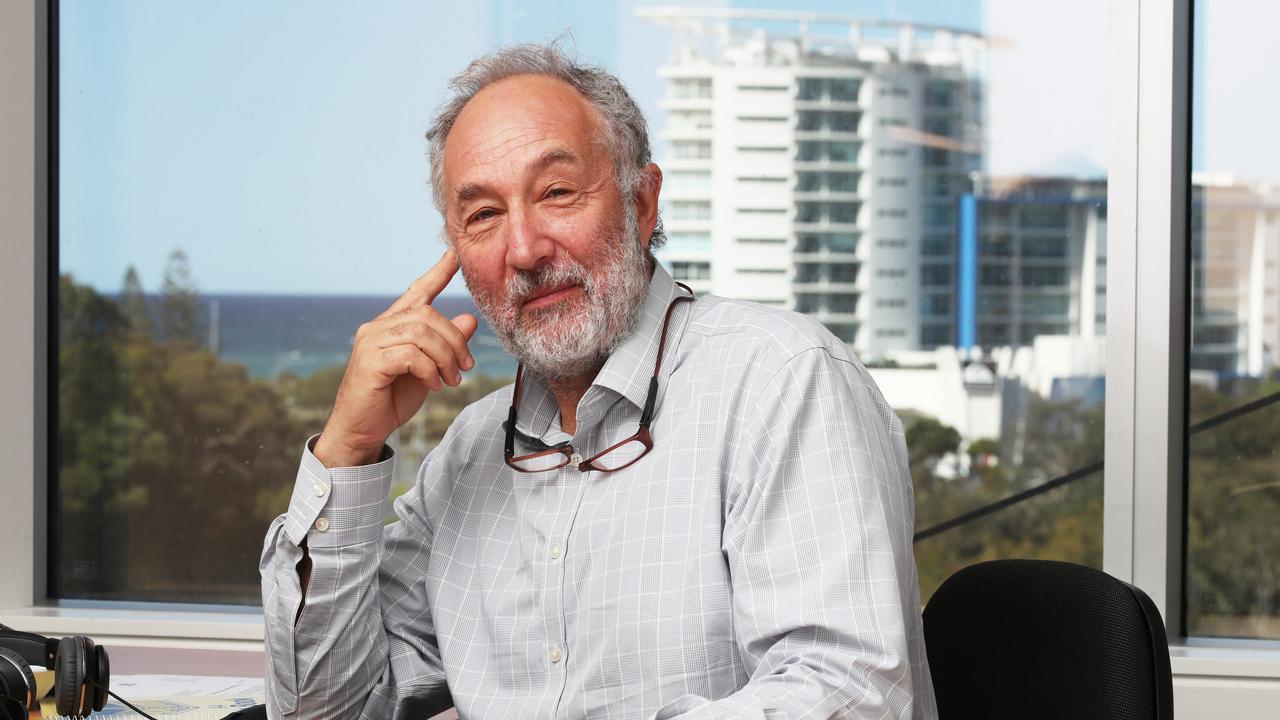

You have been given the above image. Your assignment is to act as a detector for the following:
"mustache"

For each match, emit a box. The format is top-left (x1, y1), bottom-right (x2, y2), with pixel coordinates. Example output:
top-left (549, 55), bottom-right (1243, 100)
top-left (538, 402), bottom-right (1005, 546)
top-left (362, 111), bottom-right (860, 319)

top-left (507, 259), bottom-right (593, 306)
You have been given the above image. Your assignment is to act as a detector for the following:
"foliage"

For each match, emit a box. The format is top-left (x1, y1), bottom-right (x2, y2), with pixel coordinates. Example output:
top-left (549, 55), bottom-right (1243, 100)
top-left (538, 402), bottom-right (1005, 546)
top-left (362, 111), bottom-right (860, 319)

top-left (56, 261), bottom-right (1279, 631)
top-left (57, 269), bottom-right (301, 602)
top-left (910, 396), bottom-right (1104, 604)
top-left (1185, 380), bottom-right (1280, 636)
top-left (160, 249), bottom-right (199, 345)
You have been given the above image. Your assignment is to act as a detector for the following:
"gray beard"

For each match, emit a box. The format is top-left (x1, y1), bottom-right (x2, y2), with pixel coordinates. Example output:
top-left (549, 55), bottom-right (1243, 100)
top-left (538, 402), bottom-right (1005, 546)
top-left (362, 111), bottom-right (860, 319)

top-left (463, 202), bottom-right (652, 383)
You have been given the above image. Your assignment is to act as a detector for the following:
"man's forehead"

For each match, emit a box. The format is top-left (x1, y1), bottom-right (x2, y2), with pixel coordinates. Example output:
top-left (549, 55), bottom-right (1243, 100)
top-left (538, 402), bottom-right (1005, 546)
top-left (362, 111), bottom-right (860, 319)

top-left (454, 147), bottom-right (581, 204)
top-left (443, 76), bottom-right (602, 190)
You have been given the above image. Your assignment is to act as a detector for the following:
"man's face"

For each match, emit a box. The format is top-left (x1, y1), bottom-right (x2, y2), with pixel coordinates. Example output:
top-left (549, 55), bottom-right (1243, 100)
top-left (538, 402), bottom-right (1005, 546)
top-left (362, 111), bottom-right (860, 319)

top-left (442, 74), bottom-right (659, 380)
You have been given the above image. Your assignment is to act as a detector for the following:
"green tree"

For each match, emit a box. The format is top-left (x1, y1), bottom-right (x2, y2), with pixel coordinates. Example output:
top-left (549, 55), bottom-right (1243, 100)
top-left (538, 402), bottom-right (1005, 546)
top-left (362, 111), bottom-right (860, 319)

top-left (57, 267), bottom-right (305, 603)
top-left (56, 275), bottom-right (138, 596)
top-left (120, 265), bottom-right (153, 340)
top-left (160, 249), bottom-right (199, 345)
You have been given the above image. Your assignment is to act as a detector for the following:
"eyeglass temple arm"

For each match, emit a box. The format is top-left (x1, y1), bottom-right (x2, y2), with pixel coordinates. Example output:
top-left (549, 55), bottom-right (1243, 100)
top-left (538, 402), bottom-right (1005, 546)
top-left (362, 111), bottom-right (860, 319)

top-left (640, 377), bottom-right (659, 427)
top-left (504, 406), bottom-right (517, 456)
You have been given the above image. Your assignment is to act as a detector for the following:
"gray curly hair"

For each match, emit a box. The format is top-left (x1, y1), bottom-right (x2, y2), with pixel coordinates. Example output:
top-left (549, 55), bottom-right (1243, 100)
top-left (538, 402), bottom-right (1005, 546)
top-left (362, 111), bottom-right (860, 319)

top-left (425, 43), bottom-right (666, 249)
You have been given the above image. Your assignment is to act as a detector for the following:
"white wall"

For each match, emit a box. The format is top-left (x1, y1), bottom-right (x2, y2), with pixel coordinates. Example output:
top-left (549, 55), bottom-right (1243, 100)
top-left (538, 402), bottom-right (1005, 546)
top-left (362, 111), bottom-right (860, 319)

top-left (0, 0), bottom-right (37, 609)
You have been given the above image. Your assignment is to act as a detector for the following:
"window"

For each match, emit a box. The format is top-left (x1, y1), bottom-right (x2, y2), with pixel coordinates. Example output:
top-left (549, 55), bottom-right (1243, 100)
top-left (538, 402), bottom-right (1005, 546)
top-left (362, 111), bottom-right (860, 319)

top-left (665, 170), bottom-right (712, 194)
top-left (670, 201), bottom-right (711, 220)
top-left (1021, 266), bottom-right (1068, 288)
top-left (827, 323), bottom-right (858, 343)
top-left (920, 323), bottom-right (952, 346)
top-left (39, 0), bottom-right (1130, 637)
top-left (924, 175), bottom-right (955, 196)
top-left (1020, 205), bottom-right (1069, 229)
top-left (922, 234), bottom-right (953, 256)
top-left (672, 140), bottom-right (712, 159)
top-left (924, 79), bottom-right (955, 108)
top-left (1021, 236), bottom-right (1069, 258)
top-left (670, 261), bottom-right (711, 281)
top-left (1185, 0), bottom-right (1280, 640)
top-left (796, 141), bottom-right (860, 163)
top-left (671, 77), bottom-right (712, 99)
top-left (921, 264), bottom-right (952, 286)
top-left (829, 263), bottom-right (859, 283)
top-left (665, 232), bottom-right (711, 253)
top-left (924, 204), bottom-right (956, 227)
top-left (980, 264), bottom-right (1013, 287)
top-left (669, 109), bottom-right (712, 130)
top-left (923, 147), bottom-right (950, 168)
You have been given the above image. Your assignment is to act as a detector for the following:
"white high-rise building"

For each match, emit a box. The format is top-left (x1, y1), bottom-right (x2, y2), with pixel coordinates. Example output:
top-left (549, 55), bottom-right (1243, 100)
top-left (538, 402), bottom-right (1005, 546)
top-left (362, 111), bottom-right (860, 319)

top-left (640, 7), bottom-right (985, 359)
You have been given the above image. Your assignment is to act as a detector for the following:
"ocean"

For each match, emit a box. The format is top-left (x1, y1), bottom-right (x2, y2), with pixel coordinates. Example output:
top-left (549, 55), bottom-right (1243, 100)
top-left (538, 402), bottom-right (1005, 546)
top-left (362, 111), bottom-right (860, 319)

top-left (199, 294), bottom-right (515, 380)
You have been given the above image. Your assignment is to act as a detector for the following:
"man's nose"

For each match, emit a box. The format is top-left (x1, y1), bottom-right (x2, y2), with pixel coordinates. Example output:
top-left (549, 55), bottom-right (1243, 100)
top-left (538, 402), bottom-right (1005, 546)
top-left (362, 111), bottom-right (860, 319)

top-left (504, 206), bottom-right (556, 271)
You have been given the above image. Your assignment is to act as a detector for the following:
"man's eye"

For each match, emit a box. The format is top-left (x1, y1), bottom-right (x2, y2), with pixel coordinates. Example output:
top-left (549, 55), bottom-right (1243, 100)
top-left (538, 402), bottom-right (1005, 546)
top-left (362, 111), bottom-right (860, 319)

top-left (469, 208), bottom-right (497, 224)
top-left (546, 187), bottom-right (572, 199)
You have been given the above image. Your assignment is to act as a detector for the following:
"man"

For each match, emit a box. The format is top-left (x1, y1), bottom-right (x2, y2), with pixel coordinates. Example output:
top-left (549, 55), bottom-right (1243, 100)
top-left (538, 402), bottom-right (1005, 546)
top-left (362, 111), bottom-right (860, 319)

top-left (261, 44), bottom-right (937, 719)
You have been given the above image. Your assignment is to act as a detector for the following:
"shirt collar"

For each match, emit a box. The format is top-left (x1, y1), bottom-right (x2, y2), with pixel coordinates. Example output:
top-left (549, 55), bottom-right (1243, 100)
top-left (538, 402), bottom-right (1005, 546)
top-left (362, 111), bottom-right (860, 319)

top-left (515, 263), bottom-right (683, 440)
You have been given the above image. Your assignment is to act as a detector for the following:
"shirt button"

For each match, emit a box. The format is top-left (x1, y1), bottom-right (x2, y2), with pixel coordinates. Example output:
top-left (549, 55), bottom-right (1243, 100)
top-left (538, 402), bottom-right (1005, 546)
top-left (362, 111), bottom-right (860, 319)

top-left (314, 517), bottom-right (330, 532)
top-left (549, 543), bottom-right (562, 560)
top-left (548, 645), bottom-right (563, 663)
top-left (569, 453), bottom-right (583, 466)
top-left (312, 483), bottom-right (326, 497)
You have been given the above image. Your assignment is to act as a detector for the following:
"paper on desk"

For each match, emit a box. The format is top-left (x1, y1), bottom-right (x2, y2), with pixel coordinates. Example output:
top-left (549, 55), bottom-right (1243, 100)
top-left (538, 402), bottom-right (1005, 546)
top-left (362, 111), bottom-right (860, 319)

top-left (40, 674), bottom-right (264, 719)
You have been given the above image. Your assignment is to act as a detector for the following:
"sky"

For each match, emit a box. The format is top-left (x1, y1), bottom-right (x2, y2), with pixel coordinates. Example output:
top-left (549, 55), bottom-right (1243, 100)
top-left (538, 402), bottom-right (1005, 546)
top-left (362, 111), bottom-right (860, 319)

top-left (58, 1), bottom-right (1272, 296)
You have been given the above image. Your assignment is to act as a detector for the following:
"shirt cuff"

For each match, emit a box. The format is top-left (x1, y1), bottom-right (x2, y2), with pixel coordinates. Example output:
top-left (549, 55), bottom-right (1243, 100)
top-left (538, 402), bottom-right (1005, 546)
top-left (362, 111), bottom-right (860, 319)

top-left (282, 434), bottom-right (395, 548)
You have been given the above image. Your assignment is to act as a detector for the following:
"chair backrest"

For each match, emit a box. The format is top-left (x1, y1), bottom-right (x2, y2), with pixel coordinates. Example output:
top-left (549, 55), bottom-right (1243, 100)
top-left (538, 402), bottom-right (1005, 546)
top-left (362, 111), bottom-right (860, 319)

top-left (922, 559), bottom-right (1173, 720)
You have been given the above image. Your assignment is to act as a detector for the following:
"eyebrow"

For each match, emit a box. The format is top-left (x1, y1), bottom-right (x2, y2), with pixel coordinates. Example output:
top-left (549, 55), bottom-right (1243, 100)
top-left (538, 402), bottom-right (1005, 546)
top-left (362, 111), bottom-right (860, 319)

top-left (453, 148), bottom-right (581, 206)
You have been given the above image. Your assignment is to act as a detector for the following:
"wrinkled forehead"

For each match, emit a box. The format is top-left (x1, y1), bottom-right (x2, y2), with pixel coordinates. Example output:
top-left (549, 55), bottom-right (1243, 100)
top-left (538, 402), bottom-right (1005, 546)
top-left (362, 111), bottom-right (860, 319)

top-left (442, 75), bottom-right (609, 197)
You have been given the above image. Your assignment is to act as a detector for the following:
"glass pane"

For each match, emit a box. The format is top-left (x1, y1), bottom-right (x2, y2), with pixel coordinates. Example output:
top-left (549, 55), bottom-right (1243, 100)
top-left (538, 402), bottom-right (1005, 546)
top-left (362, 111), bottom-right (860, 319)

top-left (648, 2), bottom-right (1110, 603)
top-left (1186, 0), bottom-right (1280, 640)
top-left (55, 1), bottom-right (1108, 606)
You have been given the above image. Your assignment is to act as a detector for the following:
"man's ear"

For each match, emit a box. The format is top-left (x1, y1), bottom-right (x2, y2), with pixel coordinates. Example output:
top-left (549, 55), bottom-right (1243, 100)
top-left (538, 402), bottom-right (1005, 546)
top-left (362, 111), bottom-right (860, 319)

top-left (633, 163), bottom-right (663, 251)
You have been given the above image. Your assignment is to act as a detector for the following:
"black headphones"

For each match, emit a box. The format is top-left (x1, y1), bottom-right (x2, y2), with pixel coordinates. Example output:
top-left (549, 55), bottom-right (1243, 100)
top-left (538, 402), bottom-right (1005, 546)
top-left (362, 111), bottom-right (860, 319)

top-left (0, 626), bottom-right (110, 719)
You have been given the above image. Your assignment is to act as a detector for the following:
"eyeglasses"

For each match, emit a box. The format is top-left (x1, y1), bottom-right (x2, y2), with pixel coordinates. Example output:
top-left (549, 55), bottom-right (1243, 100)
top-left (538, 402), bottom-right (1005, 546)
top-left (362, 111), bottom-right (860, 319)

top-left (503, 283), bottom-right (694, 473)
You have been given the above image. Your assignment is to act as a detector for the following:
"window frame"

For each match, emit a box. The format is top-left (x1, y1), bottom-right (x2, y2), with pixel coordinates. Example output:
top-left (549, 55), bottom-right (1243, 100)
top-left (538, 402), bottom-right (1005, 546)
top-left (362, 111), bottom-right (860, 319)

top-left (0, 0), bottom-right (1277, 694)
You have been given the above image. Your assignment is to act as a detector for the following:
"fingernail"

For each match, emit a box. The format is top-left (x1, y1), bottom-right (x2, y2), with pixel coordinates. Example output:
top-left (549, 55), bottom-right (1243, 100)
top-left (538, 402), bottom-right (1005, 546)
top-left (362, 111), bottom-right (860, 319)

top-left (464, 355), bottom-right (474, 370)
top-left (453, 372), bottom-right (463, 385)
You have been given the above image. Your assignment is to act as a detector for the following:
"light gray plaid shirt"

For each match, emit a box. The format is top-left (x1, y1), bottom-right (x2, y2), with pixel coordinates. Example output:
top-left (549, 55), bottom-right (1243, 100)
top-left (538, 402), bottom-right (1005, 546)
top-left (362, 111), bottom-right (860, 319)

top-left (261, 264), bottom-right (937, 720)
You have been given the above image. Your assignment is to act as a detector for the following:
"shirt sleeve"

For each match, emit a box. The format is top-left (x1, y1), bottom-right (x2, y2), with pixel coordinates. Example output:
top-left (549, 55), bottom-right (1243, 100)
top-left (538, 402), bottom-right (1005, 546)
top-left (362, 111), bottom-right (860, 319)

top-left (651, 346), bottom-right (927, 720)
top-left (259, 435), bottom-right (453, 719)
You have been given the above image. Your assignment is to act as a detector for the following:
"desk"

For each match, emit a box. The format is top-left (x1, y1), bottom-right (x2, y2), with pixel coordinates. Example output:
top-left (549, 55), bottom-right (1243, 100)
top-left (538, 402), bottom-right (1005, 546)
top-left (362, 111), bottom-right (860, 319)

top-left (26, 646), bottom-right (263, 719)
top-left (24, 647), bottom-right (458, 719)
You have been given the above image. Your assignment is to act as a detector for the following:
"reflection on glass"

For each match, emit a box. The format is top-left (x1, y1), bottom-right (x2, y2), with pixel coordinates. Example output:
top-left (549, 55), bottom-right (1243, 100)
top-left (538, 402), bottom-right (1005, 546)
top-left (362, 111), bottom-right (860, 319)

top-left (56, 2), bottom-right (1113, 606)
top-left (644, 7), bottom-right (1109, 602)
top-left (1187, 2), bottom-right (1280, 639)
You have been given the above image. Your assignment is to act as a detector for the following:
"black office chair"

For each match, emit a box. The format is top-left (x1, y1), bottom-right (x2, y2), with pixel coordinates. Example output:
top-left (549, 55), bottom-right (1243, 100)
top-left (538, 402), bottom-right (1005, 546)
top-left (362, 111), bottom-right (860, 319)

top-left (922, 559), bottom-right (1173, 720)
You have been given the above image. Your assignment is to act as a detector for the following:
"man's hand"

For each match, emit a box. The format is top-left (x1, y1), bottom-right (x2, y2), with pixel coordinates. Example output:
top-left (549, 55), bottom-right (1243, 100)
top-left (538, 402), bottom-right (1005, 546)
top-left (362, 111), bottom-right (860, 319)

top-left (313, 249), bottom-right (479, 468)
